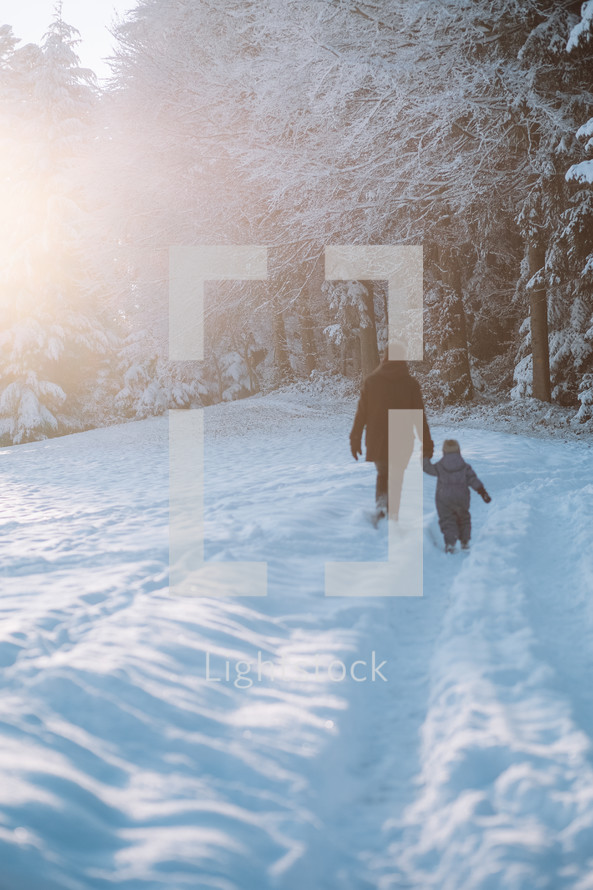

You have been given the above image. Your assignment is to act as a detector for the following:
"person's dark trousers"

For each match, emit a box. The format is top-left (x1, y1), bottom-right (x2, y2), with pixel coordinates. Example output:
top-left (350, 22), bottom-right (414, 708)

top-left (436, 498), bottom-right (471, 547)
top-left (374, 460), bottom-right (406, 520)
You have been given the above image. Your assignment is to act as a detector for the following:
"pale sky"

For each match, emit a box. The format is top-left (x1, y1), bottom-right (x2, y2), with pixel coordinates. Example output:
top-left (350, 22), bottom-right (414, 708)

top-left (1, 0), bottom-right (139, 80)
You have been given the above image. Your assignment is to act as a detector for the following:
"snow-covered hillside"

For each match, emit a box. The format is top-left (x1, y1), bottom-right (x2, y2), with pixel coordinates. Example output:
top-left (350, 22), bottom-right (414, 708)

top-left (1, 390), bottom-right (593, 890)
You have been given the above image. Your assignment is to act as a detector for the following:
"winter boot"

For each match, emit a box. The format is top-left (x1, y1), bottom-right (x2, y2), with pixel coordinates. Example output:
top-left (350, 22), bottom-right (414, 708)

top-left (368, 508), bottom-right (386, 528)
top-left (445, 543), bottom-right (456, 554)
top-left (460, 541), bottom-right (470, 551)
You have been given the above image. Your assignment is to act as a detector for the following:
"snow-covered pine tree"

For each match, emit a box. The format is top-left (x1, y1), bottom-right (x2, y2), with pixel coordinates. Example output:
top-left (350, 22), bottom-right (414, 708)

top-left (565, 1), bottom-right (593, 419)
top-left (512, 4), bottom-right (593, 412)
top-left (92, 0), bottom-right (277, 403)
top-left (96, 0), bottom-right (593, 414)
top-left (0, 12), bottom-right (111, 444)
top-left (322, 280), bottom-right (381, 380)
top-left (113, 329), bottom-right (201, 418)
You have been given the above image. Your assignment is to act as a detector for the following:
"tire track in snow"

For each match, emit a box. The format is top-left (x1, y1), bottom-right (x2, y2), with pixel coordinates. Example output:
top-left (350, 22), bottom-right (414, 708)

top-left (278, 503), bottom-right (465, 888)
top-left (523, 478), bottom-right (593, 767)
top-left (368, 486), bottom-right (593, 890)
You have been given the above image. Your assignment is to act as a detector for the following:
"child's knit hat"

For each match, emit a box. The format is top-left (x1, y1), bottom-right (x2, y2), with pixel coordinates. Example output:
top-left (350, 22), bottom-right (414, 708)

top-left (442, 439), bottom-right (460, 454)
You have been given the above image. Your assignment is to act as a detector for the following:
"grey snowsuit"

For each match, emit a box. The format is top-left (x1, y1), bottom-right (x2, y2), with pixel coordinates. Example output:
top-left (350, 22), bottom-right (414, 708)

top-left (423, 453), bottom-right (484, 547)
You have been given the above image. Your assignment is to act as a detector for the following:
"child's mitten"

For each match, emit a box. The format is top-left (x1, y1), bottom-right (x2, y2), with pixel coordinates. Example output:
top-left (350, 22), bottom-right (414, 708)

top-left (478, 486), bottom-right (491, 503)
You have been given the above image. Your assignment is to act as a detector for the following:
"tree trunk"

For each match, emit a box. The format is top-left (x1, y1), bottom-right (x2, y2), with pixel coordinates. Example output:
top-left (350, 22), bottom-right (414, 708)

top-left (437, 246), bottom-right (473, 402)
top-left (242, 341), bottom-right (260, 393)
top-left (341, 334), bottom-right (360, 377)
top-left (446, 251), bottom-right (473, 399)
top-left (299, 289), bottom-right (317, 375)
top-left (527, 242), bottom-right (551, 402)
top-left (359, 280), bottom-right (380, 378)
top-left (272, 298), bottom-right (292, 384)
top-left (211, 354), bottom-right (224, 403)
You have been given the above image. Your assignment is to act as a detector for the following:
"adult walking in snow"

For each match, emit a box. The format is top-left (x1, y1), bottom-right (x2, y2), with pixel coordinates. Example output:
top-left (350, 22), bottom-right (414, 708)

top-left (350, 346), bottom-right (434, 522)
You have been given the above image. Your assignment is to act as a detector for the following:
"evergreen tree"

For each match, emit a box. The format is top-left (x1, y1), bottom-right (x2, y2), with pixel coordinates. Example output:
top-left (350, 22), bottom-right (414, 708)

top-left (565, 1), bottom-right (593, 419)
top-left (0, 12), bottom-right (110, 443)
top-left (512, 4), bottom-right (593, 410)
top-left (92, 0), bottom-right (593, 418)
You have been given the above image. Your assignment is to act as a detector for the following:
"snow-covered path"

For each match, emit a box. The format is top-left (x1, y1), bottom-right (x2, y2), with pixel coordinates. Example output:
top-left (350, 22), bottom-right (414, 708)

top-left (1, 391), bottom-right (593, 890)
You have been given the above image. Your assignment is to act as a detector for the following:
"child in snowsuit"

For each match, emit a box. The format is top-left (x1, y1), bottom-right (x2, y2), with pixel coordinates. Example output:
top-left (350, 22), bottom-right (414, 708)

top-left (423, 439), bottom-right (491, 553)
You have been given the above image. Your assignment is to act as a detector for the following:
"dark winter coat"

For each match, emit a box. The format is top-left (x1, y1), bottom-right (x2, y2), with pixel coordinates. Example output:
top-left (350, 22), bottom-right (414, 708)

top-left (422, 453), bottom-right (483, 510)
top-left (350, 360), bottom-right (433, 463)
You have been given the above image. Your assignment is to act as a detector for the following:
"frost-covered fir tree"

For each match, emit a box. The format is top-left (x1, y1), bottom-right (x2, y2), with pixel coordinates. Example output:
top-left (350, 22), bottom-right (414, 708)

top-left (511, 4), bottom-right (593, 414)
top-left (112, 329), bottom-right (201, 419)
top-left (323, 280), bottom-right (382, 379)
top-left (97, 0), bottom-right (593, 413)
top-left (565, 1), bottom-right (593, 419)
top-left (91, 0), bottom-right (267, 407)
top-left (0, 12), bottom-right (110, 444)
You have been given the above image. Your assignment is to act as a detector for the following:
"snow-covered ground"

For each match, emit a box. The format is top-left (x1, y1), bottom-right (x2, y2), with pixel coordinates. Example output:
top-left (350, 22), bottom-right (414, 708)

top-left (1, 388), bottom-right (593, 890)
